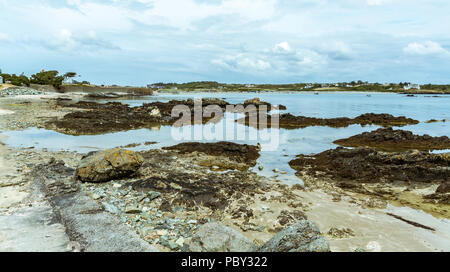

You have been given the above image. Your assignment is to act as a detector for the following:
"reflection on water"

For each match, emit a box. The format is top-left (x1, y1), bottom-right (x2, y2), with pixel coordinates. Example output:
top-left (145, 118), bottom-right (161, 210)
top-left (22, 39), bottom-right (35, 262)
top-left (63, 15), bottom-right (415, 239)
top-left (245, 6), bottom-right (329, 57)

top-left (2, 92), bottom-right (449, 185)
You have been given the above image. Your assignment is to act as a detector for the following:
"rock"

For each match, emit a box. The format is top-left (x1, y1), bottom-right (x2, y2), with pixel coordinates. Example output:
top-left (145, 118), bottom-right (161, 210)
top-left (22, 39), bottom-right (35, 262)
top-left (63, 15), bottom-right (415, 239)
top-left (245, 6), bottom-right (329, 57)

top-left (125, 205), bottom-right (141, 214)
top-left (150, 108), bottom-right (161, 117)
top-left (273, 168), bottom-right (280, 173)
top-left (333, 127), bottom-right (450, 151)
top-left (436, 182), bottom-right (450, 193)
top-left (147, 191), bottom-right (162, 201)
top-left (157, 229), bottom-right (168, 236)
top-left (327, 227), bottom-right (355, 239)
top-left (103, 203), bottom-right (120, 214)
top-left (290, 147), bottom-right (450, 184)
top-left (188, 222), bottom-right (257, 252)
top-left (238, 112), bottom-right (419, 130)
top-left (175, 237), bottom-right (185, 247)
top-left (258, 219), bottom-right (330, 252)
top-left (76, 148), bottom-right (143, 183)
top-left (163, 142), bottom-right (260, 166)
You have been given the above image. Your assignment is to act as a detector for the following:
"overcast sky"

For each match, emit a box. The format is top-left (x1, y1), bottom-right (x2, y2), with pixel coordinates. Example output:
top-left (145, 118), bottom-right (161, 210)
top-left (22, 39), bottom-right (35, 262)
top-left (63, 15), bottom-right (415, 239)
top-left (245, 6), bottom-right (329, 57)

top-left (1, 0), bottom-right (449, 85)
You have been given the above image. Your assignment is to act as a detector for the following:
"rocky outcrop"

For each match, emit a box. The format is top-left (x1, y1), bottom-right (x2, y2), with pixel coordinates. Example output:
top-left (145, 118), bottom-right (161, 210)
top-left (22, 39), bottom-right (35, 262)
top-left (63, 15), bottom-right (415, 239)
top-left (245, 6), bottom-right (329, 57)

top-left (334, 128), bottom-right (450, 151)
top-left (289, 147), bottom-right (450, 184)
top-left (163, 142), bottom-right (261, 168)
top-left (76, 148), bottom-right (143, 183)
top-left (188, 222), bottom-right (257, 252)
top-left (237, 112), bottom-right (419, 129)
top-left (258, 219), bottom-right (330, 252)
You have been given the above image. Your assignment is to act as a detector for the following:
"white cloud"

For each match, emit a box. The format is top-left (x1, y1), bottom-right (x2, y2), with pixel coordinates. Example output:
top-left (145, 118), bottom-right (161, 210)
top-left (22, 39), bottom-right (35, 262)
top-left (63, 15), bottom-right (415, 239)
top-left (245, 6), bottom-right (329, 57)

top-left (273, 42), bottom-right (292, 53)
top-left (403, 41), bottom-right (449, 56)
top-left (367, 0), bottom-right (387, 6)
top-left (212, 43), bottom-right (327, 76)
top-left (129, 0), bottom-right (278, 30)
top-left (0, 32), bottom-right (12, 42)
top-left (212, 54), bottom-right (271, 72)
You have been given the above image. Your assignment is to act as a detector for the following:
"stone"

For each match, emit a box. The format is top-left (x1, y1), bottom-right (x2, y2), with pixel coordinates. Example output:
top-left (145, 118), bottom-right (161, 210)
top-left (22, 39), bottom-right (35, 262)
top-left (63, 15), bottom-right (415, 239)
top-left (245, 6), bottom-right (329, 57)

top-left (258, 219), bottom-right (330, 252)
top-left (436, 182), bottom-right (450, 193)
top-left (125, 205), bottom-right (141, 214)
top-left (157, 229), bottom-right (169, 236)
top-left (103, 203), bottom-right (119, 214)
top-left (188, 222), bottom-right (257, 252)
top-left (175, 237), bottom-right (185, 247)
top-left (76, 148), bottom-right (143, 183)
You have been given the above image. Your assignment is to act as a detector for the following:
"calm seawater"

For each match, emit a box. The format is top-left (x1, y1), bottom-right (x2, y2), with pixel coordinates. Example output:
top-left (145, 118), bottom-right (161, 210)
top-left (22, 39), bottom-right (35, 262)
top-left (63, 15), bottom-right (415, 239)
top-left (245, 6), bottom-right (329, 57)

top-left (3, 92), bottom-right (450, 185)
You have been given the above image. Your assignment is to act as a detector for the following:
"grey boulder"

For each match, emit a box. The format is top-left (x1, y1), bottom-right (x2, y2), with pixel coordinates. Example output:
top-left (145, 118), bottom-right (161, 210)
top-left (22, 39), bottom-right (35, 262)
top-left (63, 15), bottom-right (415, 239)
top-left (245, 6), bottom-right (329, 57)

top-left (259, 219), bottom-right (330, 252)
top-left (188, 222), bottom-right (257, 252)
top-left (76, 148), bottom-right (143, 183)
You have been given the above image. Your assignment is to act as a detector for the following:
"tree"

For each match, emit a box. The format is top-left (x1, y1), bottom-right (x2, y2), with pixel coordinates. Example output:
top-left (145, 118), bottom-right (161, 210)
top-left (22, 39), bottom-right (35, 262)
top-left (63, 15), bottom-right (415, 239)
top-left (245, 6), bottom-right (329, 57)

top-left (64, 72), bottom-right (77, 79)
top-left (0, 73), bottom-right (30, 86)
top-left (30, 70), bottom-right (65, 89)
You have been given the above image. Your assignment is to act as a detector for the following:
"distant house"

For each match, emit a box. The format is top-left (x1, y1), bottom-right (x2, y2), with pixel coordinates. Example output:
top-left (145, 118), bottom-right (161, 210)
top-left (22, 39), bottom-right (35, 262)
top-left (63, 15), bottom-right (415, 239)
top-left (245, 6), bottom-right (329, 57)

top-left (403, 84), bottom-right (421, 90)
top-left (304, 84), bottom-right (313, 89)
top-left (245, 84), bottom-right (255, 88)
top-left (0, 76), bottom-right (3, 84)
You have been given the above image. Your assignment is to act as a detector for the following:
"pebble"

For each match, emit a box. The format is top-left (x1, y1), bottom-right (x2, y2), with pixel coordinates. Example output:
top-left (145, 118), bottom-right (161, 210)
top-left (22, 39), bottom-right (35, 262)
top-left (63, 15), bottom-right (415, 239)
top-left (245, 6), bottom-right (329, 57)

top-left (0, 87), bottom-right (44, 97)
top-left (125, 205), bottom-right (141, 214)
top-left (175, 237), bottom-right (185, 247)
top-left (148, 191), bottom-right (161, 201)
top-left (157, 229), bottom-right (169, 236)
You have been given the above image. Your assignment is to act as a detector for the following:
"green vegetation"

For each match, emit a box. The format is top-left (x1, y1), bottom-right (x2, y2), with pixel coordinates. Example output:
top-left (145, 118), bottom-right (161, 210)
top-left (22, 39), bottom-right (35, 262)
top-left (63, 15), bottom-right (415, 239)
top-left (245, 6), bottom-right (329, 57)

top-left (1, 70), bottom-right (78, 89)
top-left (0, 73), bottom-right (30, 87)
top-left (30, 70), bottom-right (66, 89)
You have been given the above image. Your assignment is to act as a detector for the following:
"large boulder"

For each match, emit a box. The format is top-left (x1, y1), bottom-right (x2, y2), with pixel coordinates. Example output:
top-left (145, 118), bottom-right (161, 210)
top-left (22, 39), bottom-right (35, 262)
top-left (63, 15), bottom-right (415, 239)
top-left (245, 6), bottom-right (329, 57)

top-left (258, 219), bottom-right (330, 252)
top-left (188, 222), bottom-right (257, 252)
top-left (76, 148), bottom-right (143, 183)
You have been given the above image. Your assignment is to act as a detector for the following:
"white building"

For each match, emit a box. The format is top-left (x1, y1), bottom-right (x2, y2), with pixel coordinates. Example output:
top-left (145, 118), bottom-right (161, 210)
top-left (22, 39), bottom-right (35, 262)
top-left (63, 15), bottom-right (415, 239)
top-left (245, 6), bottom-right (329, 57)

top-left (403, 84), bottom-right (421, 90)
top-left (0, 76), bottom-right (3, 84)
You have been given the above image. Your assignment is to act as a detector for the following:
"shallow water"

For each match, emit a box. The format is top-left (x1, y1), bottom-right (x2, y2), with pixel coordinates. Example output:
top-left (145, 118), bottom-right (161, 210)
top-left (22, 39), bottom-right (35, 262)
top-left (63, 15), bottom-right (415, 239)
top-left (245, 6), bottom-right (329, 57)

top-left (2, 92), bottom-right (450, 185)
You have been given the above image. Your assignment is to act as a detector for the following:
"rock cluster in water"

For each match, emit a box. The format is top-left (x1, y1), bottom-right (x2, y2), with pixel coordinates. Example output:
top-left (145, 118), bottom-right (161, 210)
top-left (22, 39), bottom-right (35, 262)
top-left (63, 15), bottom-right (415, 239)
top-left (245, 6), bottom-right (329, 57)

top-left (237, 112), bottom-right (419, 129)
top-left (334, 127), bottom-right (450, 151)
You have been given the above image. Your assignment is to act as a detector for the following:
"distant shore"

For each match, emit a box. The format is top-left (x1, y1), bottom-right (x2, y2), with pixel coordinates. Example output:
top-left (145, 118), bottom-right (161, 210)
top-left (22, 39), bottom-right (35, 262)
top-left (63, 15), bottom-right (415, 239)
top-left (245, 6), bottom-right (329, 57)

top-left (2, 83), bottom-right (450, 98)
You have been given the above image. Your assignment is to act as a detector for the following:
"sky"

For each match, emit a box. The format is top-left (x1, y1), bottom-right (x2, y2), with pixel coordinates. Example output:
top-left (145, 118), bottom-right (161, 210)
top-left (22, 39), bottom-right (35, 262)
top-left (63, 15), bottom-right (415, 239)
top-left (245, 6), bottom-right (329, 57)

top-left (0, 0), bottom-right (449, 85)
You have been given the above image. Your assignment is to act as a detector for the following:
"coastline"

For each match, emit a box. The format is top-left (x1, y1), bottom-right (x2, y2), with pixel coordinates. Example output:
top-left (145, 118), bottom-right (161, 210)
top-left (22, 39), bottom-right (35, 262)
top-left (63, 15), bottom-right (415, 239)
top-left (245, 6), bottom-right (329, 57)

top-left (0, 91), bottom-right (449, 252)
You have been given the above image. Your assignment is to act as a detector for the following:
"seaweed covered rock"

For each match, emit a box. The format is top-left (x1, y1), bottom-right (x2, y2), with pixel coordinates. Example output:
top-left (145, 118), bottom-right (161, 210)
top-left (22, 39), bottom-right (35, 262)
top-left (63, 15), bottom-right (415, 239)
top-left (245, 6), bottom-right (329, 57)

top-left (237, 112), bottom-right (419, 130)
top-left (76, 148), bottom-right (143, 183)
top-left (334, 128), bottom-right (450, 151)
top-left (163, 142), bottom-right (260, 166)
top-left (258, 219), bottom-right (330, 252)
top-left (289, 147), bottom-right (450, 184)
